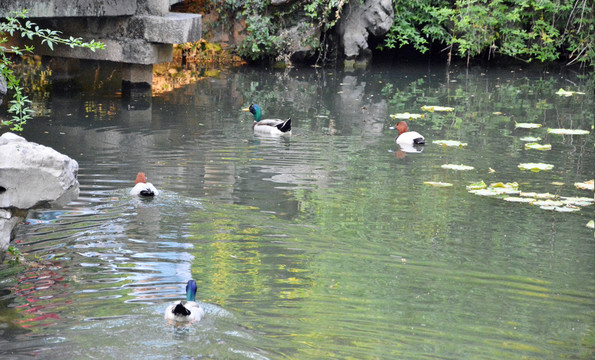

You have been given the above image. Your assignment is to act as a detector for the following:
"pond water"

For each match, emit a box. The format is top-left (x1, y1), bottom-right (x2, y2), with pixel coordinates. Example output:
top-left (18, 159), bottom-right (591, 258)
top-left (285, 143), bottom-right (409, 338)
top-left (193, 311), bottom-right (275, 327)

top-left (0, 61), bottom-right (593, 359)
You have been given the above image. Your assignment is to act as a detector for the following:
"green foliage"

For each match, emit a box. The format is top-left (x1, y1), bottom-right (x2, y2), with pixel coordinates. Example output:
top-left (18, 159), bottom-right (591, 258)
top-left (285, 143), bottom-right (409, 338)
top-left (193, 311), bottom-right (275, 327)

top-left (239, 11), bottom-right (281, 61)
top-left (383, 0), bottom-right (594, 66)
top-left (0, 9), bottom-right (104, 131)
top-left (6, 245), bottom-right (21, 266)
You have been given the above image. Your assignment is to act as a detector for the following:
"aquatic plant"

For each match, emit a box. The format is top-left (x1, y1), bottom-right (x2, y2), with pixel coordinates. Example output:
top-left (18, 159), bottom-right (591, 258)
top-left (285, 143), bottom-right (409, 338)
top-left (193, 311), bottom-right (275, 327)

top-left (0, 9), bottom-right (104, 131)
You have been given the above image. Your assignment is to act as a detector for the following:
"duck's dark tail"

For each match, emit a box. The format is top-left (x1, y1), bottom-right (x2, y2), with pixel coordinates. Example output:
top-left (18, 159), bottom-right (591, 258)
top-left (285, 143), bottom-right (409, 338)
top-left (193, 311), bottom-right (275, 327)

top-left (413, 137), bottom-right (425, 145)
top-left (172, 303), bottom-right (191, 316)
top-left (276, 118), bottom-right (291, 133)
top-left (140, 189), bottom-right (155, 196)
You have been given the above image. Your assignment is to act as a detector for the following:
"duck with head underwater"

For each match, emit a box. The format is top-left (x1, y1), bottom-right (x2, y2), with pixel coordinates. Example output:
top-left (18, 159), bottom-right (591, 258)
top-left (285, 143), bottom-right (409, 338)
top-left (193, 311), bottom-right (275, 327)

top-left (242, 104), bottom-right (291, 136)
top-left (164, 280), bottom-right (205, 323)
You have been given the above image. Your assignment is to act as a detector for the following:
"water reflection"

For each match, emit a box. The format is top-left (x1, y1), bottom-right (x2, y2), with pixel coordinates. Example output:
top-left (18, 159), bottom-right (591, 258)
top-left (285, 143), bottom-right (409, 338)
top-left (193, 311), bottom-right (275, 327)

top-left (0, 62), bottom-right (593, 359)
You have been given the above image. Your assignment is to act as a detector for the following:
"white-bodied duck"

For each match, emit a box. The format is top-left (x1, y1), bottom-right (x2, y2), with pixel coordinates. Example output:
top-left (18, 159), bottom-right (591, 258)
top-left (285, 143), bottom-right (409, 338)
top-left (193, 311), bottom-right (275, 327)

top-left (164, 280), bottom-right (205, 323)
top-left (242, 104), bottom-right (291, 136)
top-left (130, 172), bottom-right (159, 197)
top-left (390, 121), bottom-right (425, 148)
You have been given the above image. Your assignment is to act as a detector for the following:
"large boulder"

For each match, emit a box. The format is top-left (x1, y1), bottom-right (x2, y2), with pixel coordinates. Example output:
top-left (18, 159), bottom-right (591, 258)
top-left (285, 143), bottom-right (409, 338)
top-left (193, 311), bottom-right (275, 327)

top-left (0, 132), bottom-right (80, 261)
top-left (337, 0), bottom-right (394, 59)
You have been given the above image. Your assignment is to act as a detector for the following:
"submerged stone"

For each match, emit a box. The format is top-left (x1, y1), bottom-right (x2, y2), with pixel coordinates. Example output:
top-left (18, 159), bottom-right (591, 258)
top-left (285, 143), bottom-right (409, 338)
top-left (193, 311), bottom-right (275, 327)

top-left (0, 132), bottom-right (80, 262)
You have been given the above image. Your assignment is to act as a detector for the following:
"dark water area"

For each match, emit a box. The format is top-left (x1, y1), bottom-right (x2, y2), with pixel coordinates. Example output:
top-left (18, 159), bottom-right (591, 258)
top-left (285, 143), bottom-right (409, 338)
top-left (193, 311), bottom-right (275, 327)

top-left (0, 60), bottom-right (593, 359)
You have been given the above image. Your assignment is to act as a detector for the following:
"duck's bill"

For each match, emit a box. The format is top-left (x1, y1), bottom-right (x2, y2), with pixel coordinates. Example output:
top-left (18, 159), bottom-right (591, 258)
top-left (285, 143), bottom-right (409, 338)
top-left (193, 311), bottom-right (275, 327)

top-left (241, 107), bottom-right (250, 112)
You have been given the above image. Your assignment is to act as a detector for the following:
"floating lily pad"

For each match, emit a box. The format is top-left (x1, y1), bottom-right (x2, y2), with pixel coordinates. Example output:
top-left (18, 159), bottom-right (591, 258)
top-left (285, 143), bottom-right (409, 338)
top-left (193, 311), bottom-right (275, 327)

top-left (533, 199), bottom-right (565, 207)
top-left (390, 113), bottom-right (425, 120)
top-left (540, 205), bottom-right (581, 213)
top-left (547, 128), bottom-right (590, 135)
top-left (518, 163), bottom-right (554, 172)
top-left (587, 220), bottom-right (594, 229)
top-left (524, 143), bottom-right (551, 151)
top-left (488, 183), bottom-right (520, 195)
top-left (560, 196), bottom-right (594, 207)
top-left (519, 136), bottom-right (542, 142)
top-left (555, 88), bottom-right (586, 97)
top-left (515, 122), bottom-right (542, 129)
top-left (424, 181), bottom-right (453, 187)
top-left (469, 189), bottom-right (501, 196)
top-left (574, 180), bottom-right (594, 191)
top-left (520, 192), bottom-right (557, 199)
top-left (503, 197), bottom-right (535, 203)
top-left (441, 164), bottom-right (475, 171)
top-left (422, 105), bottom-right (455, 112)
top-left (433, 140), bottom-right (468, 148)
top-left (466, 180), bottom-right (487, 190)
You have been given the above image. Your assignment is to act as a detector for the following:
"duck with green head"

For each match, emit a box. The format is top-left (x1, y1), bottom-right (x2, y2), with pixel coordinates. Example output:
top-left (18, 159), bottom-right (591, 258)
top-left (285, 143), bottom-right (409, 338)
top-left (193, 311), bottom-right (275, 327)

top-left (164, 280), bottom-right (205, 324)
top-left (242, 104), bottom-right (291, 136)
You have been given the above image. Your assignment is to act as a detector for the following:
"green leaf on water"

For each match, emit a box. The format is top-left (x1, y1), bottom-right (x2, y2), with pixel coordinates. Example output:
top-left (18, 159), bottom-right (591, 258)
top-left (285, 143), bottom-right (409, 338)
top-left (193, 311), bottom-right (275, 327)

top-left (468, 189), bottom-right (501, 196)
top-left (518, 163), bottom-right (554, 171)
top-left (519, 192), bottom-right (557, 199)
top-left (587, 220), bottom-right (594, 229)
top-left (547, 128), bottom-right (590, 135)
top-left (421, 105), bottom-right (454, 112)
top-left (490, 182), bottom-right (519, 189)
top-left (539, 205), bottom-right (581, 213)
top-left (555, 88), bottom-right (586, 97)
top-left (524, 143), bottom-right (551, 151)
top-left (519, 136), bottom-right (542, 142)
top-left (424, 181), bottom-right (453, 187)
top-left (433, 140), bottom-right (468, 147)
top-left (390, 113), bottom-right (425, 120)
top-left (533, 199), bottom-right (565, 207)
top-left (466, 180), bottom-right (487, 190)
top-left (503, 197), bottom-right (535, 203)
top-left (441, 164), bottom-right (475, 171)
top-left (574, 180), bottom-right (594, 191)
top-left (560, 196), bottom-right (594, 207)
top-left (515, 122), bottom-right (542, 129)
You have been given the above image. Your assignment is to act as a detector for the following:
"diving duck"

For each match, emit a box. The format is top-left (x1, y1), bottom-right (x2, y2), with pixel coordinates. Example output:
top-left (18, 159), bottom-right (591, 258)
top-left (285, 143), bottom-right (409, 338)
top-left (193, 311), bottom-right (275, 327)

top-left (130, 172), bottom-right (159, 197)
top-left (164, 280), bottom-right (205, 323)
top-left (390, 121), bottom-right (425, 147)
top-left (242, 104), bottom-right (291, 136)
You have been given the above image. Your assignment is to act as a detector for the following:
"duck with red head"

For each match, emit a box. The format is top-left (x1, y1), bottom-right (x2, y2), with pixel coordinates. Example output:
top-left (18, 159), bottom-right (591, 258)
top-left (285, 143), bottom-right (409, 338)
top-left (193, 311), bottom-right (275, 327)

top-left (130, 172), bottom-right (159, 197)
top-left (389, 121), bottom-right (425, 153)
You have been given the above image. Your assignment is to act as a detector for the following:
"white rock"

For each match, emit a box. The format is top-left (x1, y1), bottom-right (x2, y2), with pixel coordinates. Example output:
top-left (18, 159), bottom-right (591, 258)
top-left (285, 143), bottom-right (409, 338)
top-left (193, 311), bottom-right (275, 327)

top-left (0, 132), bottom-right (79, 209)
top-left (0, 133), bottom-right (80, 262)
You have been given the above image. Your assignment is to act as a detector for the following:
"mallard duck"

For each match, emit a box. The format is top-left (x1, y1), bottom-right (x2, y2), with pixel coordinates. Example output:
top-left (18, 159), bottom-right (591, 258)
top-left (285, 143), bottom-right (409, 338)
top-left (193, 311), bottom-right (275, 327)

top-left (242, 104), bottom-right (291, 136)
top-left (390, 121), bottom-right (425, 146)
top-left (130, 172), bottom-right (159, 197)
top-left (164, 280), bottom-right (205, 323)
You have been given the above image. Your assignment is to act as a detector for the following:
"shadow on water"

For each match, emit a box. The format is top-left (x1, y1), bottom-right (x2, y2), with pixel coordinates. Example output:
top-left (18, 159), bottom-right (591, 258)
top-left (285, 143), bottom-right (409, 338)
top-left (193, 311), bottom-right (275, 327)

top-left (0, 59), bottom-right (593, 359)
